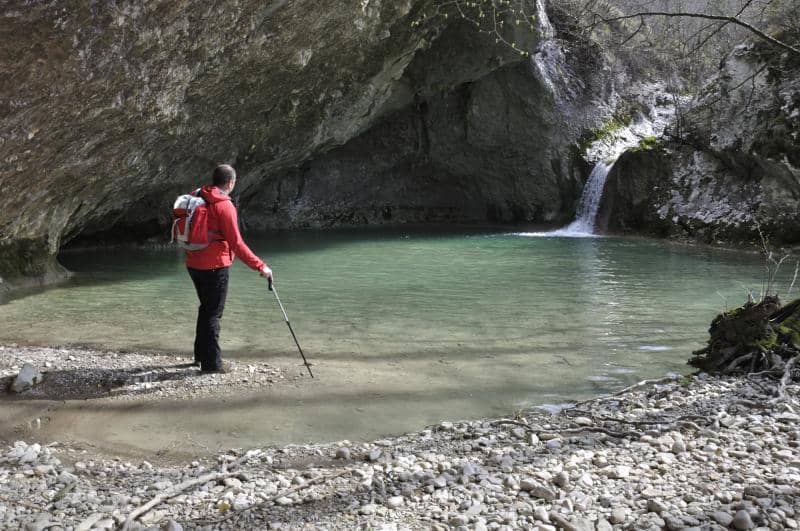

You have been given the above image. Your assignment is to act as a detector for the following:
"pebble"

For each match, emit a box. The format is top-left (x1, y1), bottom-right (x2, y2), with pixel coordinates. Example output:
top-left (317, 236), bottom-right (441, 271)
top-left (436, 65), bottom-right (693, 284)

top-left (647, 499), bottom-right (668, 513)
top-left (553, 470), bottom-right (570, 488)
top-left (607, 465), bottom-right (631, 479)
top-left (335, 447), bottom-right (350, 460)
top-left (449, 514), bottom-right (469, 526)
top-left (610, 508), bottom-right (628, 524)
top-left (0, 357), bottom-right (797, 531)
top-left (519, 480), bottom-right (556, 501)
top-left (733, 509), bottom-right (755, 530)
top-left (387, 496), bottom-right (404, 508)
top-left (712, 511), bottom-right (734, 526)
top-left (359, 503), bottom-right (377, 515)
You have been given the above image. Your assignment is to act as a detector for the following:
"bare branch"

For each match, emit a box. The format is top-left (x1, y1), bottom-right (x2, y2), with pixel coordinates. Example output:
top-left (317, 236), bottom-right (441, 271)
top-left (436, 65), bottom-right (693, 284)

top-left (589, 11), bottom-right (800, 55)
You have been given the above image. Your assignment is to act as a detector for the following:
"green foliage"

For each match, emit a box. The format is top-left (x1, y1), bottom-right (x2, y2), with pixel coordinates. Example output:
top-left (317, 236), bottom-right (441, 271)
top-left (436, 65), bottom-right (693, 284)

top-left (631, 136), bottom-right (659, 152)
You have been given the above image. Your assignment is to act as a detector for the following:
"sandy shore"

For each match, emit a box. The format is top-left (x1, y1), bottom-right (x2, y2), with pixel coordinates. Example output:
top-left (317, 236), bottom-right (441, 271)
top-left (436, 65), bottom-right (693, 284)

top-left (2, 344), bottom-right (799, 530)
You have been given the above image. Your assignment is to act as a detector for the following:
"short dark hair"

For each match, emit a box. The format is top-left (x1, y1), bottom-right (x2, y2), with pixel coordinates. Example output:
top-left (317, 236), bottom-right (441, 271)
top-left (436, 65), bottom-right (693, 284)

top-left (212, 164), bottom-right (236, 186)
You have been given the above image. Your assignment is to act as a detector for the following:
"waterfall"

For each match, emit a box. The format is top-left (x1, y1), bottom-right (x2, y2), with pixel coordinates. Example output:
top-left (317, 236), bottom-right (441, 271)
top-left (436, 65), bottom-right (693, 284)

top-left (550, 161), bottom-right (614, 236)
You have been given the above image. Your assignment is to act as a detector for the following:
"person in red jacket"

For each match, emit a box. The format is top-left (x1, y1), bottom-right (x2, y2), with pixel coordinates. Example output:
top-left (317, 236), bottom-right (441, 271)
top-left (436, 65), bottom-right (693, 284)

top-left (186, 164), bottom-right (272, 372)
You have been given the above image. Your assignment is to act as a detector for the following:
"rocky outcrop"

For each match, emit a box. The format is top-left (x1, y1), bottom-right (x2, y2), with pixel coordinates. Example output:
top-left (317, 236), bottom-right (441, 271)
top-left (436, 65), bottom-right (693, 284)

top-left (599, 42), bottom-right (800, 245)
top-left (0, 1), bottom-right (614, 289)
top-left (242, 59), bottom-right (592, 230)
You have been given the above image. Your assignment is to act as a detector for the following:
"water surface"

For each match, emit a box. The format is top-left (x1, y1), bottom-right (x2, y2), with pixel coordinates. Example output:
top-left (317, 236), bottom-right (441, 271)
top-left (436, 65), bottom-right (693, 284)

top-left (0, 229), bottom-right (772, 452)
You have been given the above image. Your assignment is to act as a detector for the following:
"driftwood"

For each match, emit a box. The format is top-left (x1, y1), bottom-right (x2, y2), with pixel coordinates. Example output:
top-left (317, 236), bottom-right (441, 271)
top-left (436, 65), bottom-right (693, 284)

top-left (121, 451), bottom-right (258, 530)
top-left (121, 471), bottom-right (248, 530)
top-left (196, 469), bottom-right (353, 526)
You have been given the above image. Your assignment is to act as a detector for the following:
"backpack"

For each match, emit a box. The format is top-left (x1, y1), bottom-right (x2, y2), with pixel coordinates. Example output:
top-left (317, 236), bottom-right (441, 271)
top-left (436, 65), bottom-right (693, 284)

top-left (170, 189), bottom-right (214, 251)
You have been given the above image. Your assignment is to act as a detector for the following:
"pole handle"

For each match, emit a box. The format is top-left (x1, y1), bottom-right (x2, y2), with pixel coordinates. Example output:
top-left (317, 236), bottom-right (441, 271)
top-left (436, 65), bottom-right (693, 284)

top-left (268, 277), bottom-right (273, 291)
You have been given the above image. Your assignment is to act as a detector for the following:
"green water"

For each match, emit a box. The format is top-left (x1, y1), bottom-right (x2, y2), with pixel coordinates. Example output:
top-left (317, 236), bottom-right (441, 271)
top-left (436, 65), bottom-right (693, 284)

top-left (0, 229), bottom-right (775, 450)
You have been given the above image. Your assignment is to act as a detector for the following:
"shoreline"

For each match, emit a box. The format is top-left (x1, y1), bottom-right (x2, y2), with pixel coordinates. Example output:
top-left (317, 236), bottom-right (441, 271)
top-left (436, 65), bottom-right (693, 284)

top-left (2, 347), bottom-right (798, 530)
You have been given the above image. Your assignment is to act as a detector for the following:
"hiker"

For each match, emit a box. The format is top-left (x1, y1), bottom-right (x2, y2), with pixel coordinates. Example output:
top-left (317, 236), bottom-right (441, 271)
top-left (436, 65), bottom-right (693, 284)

top-left (184, 164), bottom-right (272, 373)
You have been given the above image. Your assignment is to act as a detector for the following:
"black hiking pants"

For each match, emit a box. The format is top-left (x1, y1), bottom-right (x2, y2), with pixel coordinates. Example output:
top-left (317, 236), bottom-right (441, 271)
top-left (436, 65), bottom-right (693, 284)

top-left (188, 266), bottom-right (229, 371)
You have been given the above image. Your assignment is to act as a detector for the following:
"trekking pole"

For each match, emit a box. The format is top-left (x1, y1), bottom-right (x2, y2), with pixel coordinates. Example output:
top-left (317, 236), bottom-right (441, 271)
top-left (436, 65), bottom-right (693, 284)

top-left (268, 278), bottom-right (314, 378)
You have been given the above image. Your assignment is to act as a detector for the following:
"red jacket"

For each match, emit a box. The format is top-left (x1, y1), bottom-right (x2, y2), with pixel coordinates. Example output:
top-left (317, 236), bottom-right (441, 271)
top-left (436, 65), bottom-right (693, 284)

top-left (185, 186), bottom-right (266, 271)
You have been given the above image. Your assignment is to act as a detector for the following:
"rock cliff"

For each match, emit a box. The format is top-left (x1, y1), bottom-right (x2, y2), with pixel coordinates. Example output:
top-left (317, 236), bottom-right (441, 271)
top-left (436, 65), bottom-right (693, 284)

top-left (0, 1), bottom-right (610, 289)
top-left (599, 42), bottom-right (800, 245)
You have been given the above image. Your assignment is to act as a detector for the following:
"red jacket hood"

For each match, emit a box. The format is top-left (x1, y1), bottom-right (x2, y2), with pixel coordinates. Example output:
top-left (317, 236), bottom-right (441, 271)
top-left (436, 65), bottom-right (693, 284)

top-left (199, 185), bottom-right (231, 205)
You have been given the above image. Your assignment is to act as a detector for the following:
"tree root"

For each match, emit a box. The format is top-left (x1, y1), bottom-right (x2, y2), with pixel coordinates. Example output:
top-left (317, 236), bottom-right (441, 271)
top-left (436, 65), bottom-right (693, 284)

top-left (568, 376), bottom-right (679, 410)
top-left (493, 419), bottom-right (633, 439)
top-left (772, 355), bottom-right (799, 403)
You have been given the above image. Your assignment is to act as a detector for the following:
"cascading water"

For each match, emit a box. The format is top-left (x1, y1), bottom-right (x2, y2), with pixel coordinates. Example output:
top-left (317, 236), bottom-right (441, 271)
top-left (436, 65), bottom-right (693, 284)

top-left (550, 161), bottom-right (614, 236)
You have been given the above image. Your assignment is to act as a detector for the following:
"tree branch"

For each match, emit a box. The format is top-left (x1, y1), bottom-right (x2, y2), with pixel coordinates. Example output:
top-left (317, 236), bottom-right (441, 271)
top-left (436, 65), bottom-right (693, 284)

top-left (590, 11), bottom-right (800, 56)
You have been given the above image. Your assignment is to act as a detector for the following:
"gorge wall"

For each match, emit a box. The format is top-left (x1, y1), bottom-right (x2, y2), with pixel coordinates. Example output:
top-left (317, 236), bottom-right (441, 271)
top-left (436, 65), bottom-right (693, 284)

top-left (598, 42), bottom-right (800, 246)
top-left (0, 1), bottom-right (615, 289)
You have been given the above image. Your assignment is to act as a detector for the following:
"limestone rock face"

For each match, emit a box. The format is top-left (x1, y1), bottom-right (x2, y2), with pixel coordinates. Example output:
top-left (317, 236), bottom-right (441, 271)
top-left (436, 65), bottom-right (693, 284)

top-left (599, 43), bottom-right (800, 244)
top-left (0, 1), bottom-right (610, 288)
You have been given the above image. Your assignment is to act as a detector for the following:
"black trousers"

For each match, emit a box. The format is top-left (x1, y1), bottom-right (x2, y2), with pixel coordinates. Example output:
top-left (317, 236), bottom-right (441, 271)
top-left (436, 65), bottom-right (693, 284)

top-left (188, 267), bottom-right (229, 371)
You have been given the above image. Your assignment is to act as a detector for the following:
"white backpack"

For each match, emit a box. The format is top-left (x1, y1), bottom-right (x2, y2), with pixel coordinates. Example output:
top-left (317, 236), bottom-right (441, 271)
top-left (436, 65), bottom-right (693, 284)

top-left (170, 190), bottom-right (212, 251)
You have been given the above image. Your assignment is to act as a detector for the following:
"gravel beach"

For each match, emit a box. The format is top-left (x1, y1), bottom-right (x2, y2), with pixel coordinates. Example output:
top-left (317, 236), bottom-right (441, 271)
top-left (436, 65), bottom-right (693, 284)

top-left (2, 345), bottom-right (799, 530)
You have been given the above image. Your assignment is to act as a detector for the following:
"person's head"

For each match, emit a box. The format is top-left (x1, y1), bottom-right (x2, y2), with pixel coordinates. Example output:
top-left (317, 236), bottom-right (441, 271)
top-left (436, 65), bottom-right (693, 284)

top-left (212, 164), bottom-right (237, 193)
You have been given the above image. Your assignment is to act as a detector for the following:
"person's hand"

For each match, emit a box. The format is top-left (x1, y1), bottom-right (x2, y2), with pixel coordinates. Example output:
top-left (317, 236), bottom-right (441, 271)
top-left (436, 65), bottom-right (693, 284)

top-left (260, 265), bottom-right (273, 282)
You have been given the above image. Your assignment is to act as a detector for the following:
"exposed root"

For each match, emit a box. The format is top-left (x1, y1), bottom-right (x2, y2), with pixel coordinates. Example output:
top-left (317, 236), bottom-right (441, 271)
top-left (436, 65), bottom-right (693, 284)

top-left (568, 376), bottom-right (679, 409)
top-left (772, 355), bottom-right (799, 403)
